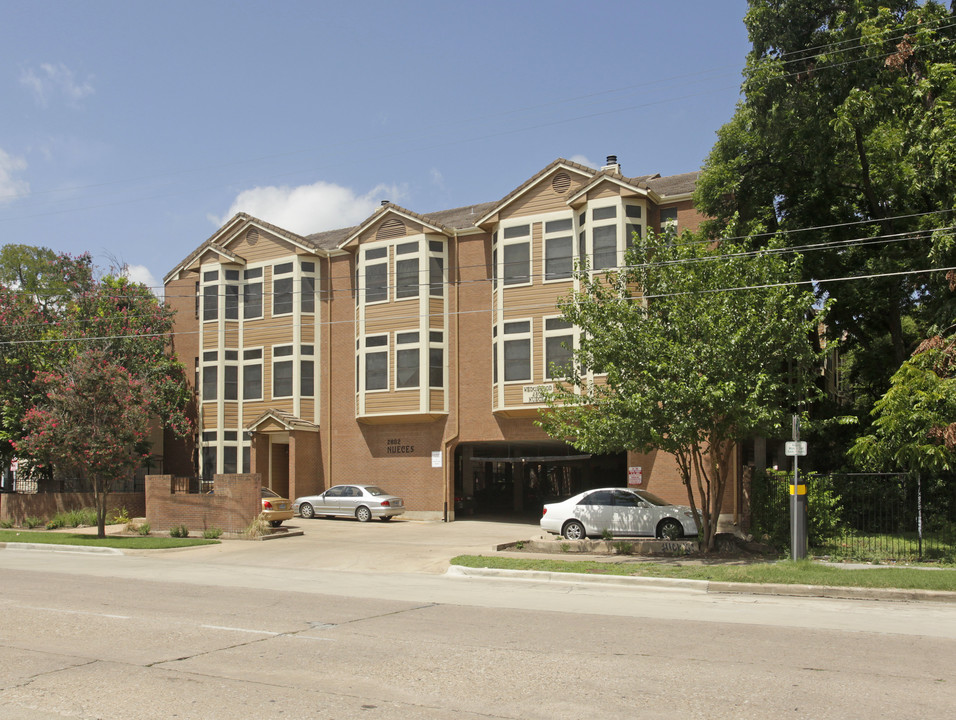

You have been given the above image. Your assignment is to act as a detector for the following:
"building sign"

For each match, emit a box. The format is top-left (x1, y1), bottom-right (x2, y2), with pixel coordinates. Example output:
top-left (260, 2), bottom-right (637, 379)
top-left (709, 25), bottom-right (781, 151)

top-left (385, 438), bottom-right (415, 455)
top-left (628, 466), bottom-right (643, 486)
top-left (522, 383), bottom-right (554, 404)
top-left (432, 451), bottom-right (442, 468)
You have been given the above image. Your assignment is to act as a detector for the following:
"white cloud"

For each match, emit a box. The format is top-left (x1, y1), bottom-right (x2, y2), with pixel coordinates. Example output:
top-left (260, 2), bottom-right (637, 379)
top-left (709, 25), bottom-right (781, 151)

top-left (569, 154), bottom-right (597, 170)
top-left (124, 264), bottom-right (158, 289)
top-left (0, 148), bottom-right (29, 203)
top-left (214, 180), bottom-right (405, 234)
top-left (430, 167), bottom-right (445, 190)
top-left (19, 62), bottom-right (95, 107)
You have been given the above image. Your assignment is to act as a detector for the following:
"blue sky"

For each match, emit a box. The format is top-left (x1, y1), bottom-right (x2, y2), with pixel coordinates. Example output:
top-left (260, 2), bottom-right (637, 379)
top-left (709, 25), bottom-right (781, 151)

top-left (1, 0), bottom-right (751, 290)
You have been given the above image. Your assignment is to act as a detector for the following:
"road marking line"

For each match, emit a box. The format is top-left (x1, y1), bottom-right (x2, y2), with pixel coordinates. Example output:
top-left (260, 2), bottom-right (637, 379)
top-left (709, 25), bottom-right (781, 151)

top-left (200, 624), bottom-right (280, 635)
top-left (31, 607), bottom-right (129, 619)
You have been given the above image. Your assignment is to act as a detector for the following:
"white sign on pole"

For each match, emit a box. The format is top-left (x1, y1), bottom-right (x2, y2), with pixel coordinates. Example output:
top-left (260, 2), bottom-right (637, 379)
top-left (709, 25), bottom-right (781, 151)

top-left (785, 441), bottom-right (808, 457)
top-left (627, 466), bottom-right (643, 486)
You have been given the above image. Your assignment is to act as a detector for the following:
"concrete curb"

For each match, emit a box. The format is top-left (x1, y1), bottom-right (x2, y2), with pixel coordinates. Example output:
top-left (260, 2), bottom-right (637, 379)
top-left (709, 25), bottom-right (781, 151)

top-left (0, 542), bottom-right (123, 555)
top-left (446, 565), bottom-right (956, 604)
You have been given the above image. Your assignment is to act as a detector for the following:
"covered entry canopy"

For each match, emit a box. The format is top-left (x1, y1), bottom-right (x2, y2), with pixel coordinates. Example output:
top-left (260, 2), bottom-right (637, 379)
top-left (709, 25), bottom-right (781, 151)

top-left (455, 441), bottom-right (626, 517)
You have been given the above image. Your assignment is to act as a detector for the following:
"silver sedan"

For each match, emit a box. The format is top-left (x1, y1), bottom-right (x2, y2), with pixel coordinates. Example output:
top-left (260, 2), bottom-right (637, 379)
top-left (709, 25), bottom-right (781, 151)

top-left (293, 484), bottom-right (405, 522)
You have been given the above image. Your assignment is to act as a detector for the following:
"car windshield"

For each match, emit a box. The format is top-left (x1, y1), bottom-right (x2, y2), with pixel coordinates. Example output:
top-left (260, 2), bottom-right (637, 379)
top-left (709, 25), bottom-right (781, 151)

top-left (261, 488), bottom-right (280, 498)
top-left (363, 486), bottom-right (387, 496)
top-left (633, 490), bottom-right (672, 506)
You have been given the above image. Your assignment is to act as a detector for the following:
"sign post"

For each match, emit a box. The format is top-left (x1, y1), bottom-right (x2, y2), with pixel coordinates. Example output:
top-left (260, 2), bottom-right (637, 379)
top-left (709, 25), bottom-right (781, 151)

top-left (787, 415), bottom-right (808, 560)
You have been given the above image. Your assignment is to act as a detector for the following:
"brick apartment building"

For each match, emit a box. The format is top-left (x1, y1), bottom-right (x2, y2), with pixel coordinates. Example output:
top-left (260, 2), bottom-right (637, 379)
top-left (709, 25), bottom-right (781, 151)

top-left (163, 156), bottom-right (744, 522)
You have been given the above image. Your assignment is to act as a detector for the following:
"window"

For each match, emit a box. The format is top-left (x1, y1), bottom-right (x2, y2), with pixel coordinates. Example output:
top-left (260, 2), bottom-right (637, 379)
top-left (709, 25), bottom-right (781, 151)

top-left (544, 218), bottom-right (573, 281)
top-left (503, 320), bottom-right (532, 382)
top-left (202, 445), bottom-right (217, 480)
top-left (625, 205), bottom-right (644, 252)
top-left (244, 268), bottom-right (263, 319)
top-left (364, 247), bottom-right (388, 303)
top-left (202, 365), bottom-right (217, 401)
top-left (222, 446), bottom-right (237, 475)
top-left (593, 225), bottom-right (617, 270)
top-left (545, 318), bottom-right (574, 379)
top-left (429, 331), bottom-right (443, 388)
top-left (660, 207), bottom-right (678, 231)
top-left (503, 242), bottom-right (530, 285)
top-left (243, 349), bottom-right (263, 400)
top-left (202, 281), bottom-right (218, 321)
top-left (224, 269), bottom-right (239, 320)
top-left (301, 345), bottom-right (314, 397)
top-left (273, 263), bottom-right (293, 316)
top-left (224, 365), bottom-right (238, 400)
top-left (272, 345), bottom-right (294, 398)
top-left (301, 275), bottom-right (315, 313)
top-left (396, 332), bottom-right (419, 389)
top-left (365, 335), bottom-right (388, 391)
top-left (396, 257), bottom-right (419, 299)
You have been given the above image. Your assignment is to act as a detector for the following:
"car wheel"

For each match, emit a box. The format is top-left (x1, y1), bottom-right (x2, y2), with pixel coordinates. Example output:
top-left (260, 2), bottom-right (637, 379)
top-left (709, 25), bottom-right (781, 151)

top-left (657, 518), bottom-right (682, 540)
top-left (562, 520), bottom-right (586, 540)
top-left (300, 502), bottom-right (314, 519)
top-left (270, 520), bottom-right (283, 528)
top-left (356, 506), bottom-right (372, 522)
top-left (379, 515), bottom-right (393, 522)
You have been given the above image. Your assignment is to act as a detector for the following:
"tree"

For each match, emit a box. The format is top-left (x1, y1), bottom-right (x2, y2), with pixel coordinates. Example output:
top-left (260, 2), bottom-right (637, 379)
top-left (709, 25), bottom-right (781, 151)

top-left (695, 1), bottom-right (956, 456)
top-left (538, 231), bottom-right (823, 551)
top-left (0, 250), bottom-right (94, 471)
top-left (849, 334), bottom-right (956, 475)
top-left (15, 350), bottom-right (151, 537)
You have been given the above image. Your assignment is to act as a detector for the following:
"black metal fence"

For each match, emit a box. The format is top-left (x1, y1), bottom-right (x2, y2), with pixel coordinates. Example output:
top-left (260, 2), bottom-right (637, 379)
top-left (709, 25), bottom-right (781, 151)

top-left (750, 470), bottom-right (956, 562)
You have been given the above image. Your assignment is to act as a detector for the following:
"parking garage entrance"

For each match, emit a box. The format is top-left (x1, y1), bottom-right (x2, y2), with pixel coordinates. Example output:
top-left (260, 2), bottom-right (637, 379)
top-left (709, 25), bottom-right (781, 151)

top-left (454, 442), bottom-right (626, 518)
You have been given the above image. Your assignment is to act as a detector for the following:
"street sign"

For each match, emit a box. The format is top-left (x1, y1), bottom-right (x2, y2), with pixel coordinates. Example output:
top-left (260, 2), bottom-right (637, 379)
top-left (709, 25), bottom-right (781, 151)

top-left (785, 441), bottom-right (807, 457)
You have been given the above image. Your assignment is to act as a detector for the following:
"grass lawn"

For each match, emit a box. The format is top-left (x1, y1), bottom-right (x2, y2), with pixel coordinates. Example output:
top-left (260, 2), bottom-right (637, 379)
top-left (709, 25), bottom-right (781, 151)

top-left (0, 530), bottom-right (218, 550)
top-left (450, 555), bottom-right (956, 592)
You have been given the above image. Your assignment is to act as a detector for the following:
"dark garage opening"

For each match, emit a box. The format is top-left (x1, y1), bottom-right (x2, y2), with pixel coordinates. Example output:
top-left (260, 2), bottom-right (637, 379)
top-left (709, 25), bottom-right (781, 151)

top-left (454, 441), bottom-right (626, 518)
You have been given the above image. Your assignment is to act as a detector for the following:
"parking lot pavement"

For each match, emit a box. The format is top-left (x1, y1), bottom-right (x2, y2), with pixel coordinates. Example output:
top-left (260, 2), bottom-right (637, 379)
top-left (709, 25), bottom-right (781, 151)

top-left (153, 516), bottom-right (541, 574)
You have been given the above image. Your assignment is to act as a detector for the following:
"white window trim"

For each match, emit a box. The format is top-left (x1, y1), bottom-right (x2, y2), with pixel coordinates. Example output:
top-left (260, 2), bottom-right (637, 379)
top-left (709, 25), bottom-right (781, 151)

top-left (501, 317), bottom-right (533, 384)
top-left (271, 343), bottom-right (296, 399)
top-left (543, 316), bottom-right (575, 380)
top-left (541, 212), bottom-right (576, 284)
top-left (497, 222), bottom-right (533, 289)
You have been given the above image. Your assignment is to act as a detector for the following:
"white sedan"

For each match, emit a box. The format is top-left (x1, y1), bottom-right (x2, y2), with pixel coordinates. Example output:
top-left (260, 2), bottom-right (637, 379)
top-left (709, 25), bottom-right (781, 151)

top-left (540, 487), bottom-right (698, 540)
top-left (293, 484), bottom-right (405, 522)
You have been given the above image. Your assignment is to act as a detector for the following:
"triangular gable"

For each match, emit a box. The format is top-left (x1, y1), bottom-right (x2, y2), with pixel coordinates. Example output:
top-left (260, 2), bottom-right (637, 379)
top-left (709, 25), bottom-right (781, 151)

top-left (164, 213), bottom-right (319, 282)
top-left (475, 159), bottom-right (595, 228)
top-left (338, 204), bottom-right (453, 250)
top-left (566, 172), bottom-right (651, 209)
top-left (246, 408), bottom-right (319, 433)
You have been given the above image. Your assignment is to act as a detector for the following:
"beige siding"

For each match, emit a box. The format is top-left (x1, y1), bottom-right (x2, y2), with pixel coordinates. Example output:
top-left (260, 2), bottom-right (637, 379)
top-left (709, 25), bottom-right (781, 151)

top-left (364, 304), bottom-right (421, 335)
top-left (429, 389), bottom-right (444, 410)
top-left (500, 171), bottom-right (589, 220)
top-left (364, 391), bottom-right (421, 414)
top-left (243, 324), bottom-right (293, 348)
top-left (587, 184), bottom-right (621, 201)
top-left (230, 230), bottom-right (303, 265)
top-left (223, 405), bottom-right (239, 427)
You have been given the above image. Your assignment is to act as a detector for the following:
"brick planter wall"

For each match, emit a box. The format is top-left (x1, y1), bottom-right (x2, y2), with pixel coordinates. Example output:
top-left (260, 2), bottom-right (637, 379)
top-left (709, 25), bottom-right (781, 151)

top-left (0, 492), bottom-right (145, 525)
top-left (145, 473), bottom-right (261, 534)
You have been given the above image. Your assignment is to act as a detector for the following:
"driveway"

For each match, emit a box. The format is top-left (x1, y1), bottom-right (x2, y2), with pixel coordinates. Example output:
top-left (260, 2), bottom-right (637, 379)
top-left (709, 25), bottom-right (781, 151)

top-left (151, 516), bottom-right (539, 574)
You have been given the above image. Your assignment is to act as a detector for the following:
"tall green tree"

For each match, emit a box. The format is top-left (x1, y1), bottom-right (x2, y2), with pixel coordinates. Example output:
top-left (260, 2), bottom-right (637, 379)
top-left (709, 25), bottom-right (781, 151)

top-left (16, 350), bottom-right (151, 537)
top-left (539, 232), bottom-right (824, 551)
top-left (695, 1), bottom-right (956, 449)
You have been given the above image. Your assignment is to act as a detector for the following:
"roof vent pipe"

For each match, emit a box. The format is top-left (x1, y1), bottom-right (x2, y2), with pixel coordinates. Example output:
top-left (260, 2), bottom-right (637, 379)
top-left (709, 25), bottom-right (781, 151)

top-left (601, 155), bottom-right (621, 174)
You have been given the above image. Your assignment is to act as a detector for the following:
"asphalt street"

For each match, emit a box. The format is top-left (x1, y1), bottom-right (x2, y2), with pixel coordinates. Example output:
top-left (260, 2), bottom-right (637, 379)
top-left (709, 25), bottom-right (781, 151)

top-left (1, 518), bottom-right (955, 719)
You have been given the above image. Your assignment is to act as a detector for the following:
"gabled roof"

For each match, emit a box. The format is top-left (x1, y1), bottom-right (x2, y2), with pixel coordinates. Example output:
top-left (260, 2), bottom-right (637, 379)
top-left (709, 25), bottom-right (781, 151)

top-left (246, 408), bottom-right (319, 433)
top-left (565, 170), bottom-right (655, 208)
top-left (646, 171), bottom-right (699, 199)
top-left (475, 158), bottom-right (597, 227)
top-left (338, 203), bottom-right (457, 250)
top-left (164, 213), bottom-right (319, 283)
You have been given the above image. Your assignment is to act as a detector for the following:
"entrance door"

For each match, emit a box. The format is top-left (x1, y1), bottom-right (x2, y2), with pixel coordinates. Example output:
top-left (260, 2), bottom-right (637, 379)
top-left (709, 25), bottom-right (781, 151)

top-left (270, 443), bottom-right (290, 498)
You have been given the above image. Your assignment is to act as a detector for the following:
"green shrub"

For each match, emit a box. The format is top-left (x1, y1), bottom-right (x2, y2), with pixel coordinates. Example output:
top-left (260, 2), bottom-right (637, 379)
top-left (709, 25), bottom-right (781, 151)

top-left (613, 541), bottom-right (633, 555)
top-left (0, 520), bottom-right (12, 529)
top-left (46, 517), bottom-right (65, 530)
top-left (202, 527), bottom-right (223, 539)
top-left (137, 522), bottom-right (151, 536)
top-left (110, 507), bottom-right (130, 524)
top-left (600, 528), bottom-right (613, 541)
top-left (68, 508), bottom-right (97, 527)
top-left (24, 516), bottom-right (42, 529)
top-left (244, 513), bottom-right (269, 539)
top-left (169, 524), bottom-right (189, 538)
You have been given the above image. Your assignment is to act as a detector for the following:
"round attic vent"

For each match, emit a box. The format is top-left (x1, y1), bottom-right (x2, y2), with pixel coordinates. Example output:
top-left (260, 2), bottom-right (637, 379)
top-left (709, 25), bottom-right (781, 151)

top-left (552, 172), bottom-right (571, 194)
top-left (377, 217), bottom-right (406, 240)
top-left (246, 228), bottom-right (259, 245)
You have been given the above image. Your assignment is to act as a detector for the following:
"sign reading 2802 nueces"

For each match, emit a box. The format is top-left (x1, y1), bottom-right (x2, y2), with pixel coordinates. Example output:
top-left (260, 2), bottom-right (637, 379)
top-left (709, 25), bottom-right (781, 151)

top-left (522, 384), bottom-right (554, 404)
top-left (385, 438), bottom-right (415, 454)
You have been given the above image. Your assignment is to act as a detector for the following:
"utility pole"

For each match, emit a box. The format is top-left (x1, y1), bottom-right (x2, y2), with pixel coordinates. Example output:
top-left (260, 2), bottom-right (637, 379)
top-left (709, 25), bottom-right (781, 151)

top-left (787, 414), bottom-right (807, 560)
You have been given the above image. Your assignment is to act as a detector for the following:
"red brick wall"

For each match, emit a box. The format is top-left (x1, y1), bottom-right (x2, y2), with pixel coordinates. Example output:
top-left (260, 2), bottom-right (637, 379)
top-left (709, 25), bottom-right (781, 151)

top-left (0, 492), bottom-right (145, 525)
top-left (145, 474), bottom-right (260, 534)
